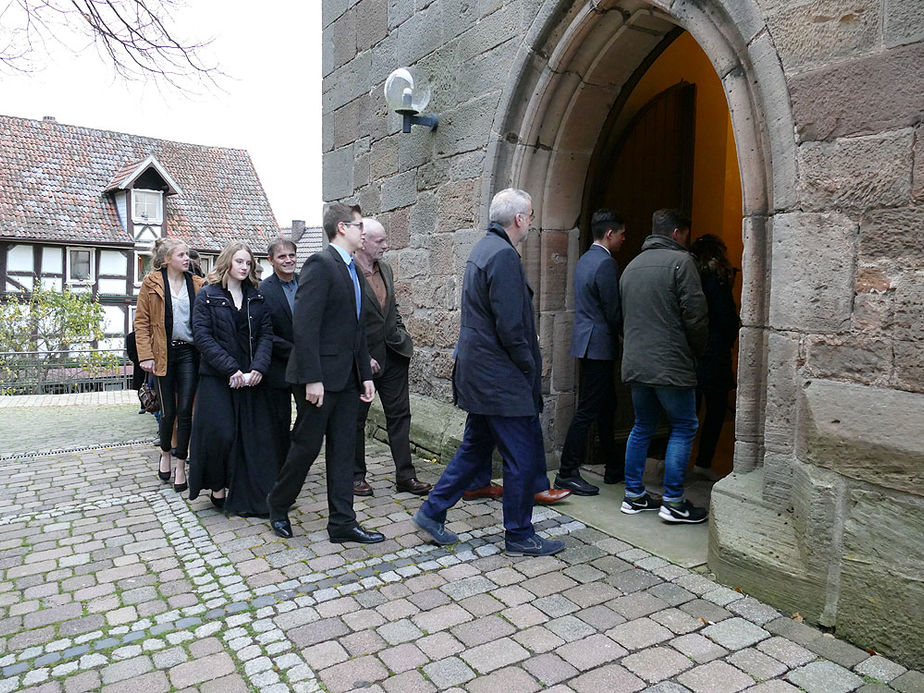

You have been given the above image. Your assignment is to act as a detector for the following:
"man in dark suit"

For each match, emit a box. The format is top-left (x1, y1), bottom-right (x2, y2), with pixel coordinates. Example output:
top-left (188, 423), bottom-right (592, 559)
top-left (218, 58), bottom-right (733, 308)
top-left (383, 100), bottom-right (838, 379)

top-left (259, 237), bottom-right (302, 471)
top-left (554, 209), bottom-right (627, 495)
top-left (413, 188), bottom-right (565, 557)
top-left (353, 217), bottom-right (431, 497)
top-left (266, 203), bottom-right (383, 544)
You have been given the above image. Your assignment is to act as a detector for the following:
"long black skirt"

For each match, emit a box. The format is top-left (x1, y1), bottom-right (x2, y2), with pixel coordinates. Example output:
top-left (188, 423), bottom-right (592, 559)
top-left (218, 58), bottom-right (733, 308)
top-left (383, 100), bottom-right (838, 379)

top-left (188, 375), bottom-right (279, 516)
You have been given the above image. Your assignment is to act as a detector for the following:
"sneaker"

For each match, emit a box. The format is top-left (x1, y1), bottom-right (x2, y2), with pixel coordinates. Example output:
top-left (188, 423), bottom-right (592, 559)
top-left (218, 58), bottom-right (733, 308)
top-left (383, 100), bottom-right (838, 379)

top-left (505, 535), bottom-right (565, 557)
top-left (620, 493), bottom-right (661, 514)
top-left (659, 499), bottom-right (708, 524)
top-left (412, 509), bottom-right (458, 545)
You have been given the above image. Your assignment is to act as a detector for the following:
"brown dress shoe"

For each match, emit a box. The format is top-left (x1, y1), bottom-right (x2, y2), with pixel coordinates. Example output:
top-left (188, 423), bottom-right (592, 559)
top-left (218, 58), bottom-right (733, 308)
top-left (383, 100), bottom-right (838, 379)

top-left (352, 479), bottom-right (373, 496)
top-left (462, 484), bottom-right (504, 500)
top-left (534, 488), bottom-right (572, 505)
top-left (396, 478), bottom-right (432, 495)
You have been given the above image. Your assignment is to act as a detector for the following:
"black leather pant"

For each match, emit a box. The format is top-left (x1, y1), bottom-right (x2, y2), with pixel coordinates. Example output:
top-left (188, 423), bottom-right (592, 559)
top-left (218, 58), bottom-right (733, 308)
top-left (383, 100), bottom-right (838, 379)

top-left (157, 344), bottom-right (199, 459)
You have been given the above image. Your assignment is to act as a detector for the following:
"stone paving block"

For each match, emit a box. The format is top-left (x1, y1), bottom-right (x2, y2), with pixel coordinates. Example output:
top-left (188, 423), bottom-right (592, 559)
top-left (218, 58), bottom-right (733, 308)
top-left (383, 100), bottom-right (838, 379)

top-left (607, 617), bottom-right (674, 651)
top-left (671, 633), bottom-right (730, 664)
top-left (287, 617), bottom-right (349, 647)
top-left (522, 652), bottom-right (578, 685)
top-left (563, 581), bottom-right (620, 608)
top-left (515, 556), bottom-right (564, 579)
top-left (417, 631), bottom-right (464, 660)
top-left (756, 636), bottom-right (817, 668)
top-left (99, 670), bottom-right (169, 693)
top-left (198, 674), bottom-right (249, 693)
top-left (450, 615), bottom-right (515, 647)
top-left (65, 672), bottom-right (102, 693)
top-left (301, 640), bottom-right (349, 669)
top-left (491, 585), bottom-right (534, 608)
top-left (679, 599), bottom-right (734, 624)
top-left (101, 655), bottom-right (154, 684)
top-left (606, 568), bottom-right (662, 594)
top-left (741, 682), bottom-right (802, 692)
top-left (457, 593), bottom-right (504, 617)
top-left (521, 572), bottom-right (578, 598)
top-left (318, 654), bottom-right (389, 693)
top-left (545, 614), bottom-right (597, 642)
top-left (728, 597), bottom-right (782, 626)
top-left (512, 625), bottom-right (567, 654)
top-left (343, 608), bottom-right (387, 631)
top-left (412, 604), bottom-right (472, 633)
top-left (376, 598), bottom-right (420, 621)
top-left (651, 607), bottom-right (705, 635)
top-left (855, 654), bottom-right (907, 683)
top-left (340, 628), bottom-right (388, 656)
top-left (555, 633), bottom-right (627, 671)
top-left (892, 670), bottom-right (924, 692)
top-left (677, 660), bottom-right (755, 692)
top-left (609, 592), bottom-right (670, 619)
top-left (532, 594), bottom-right (579, 618)
top-left (569, 663), bottom-right (645, 692)
top-left (644, 683), bottom-right (694, 693)
top-left (376, 618), bottom-right (424, 645)
top-left (422, 656), bottom-right (476, 688)
top-left (502, 603), bottom-right (548, 629)
top-left (576, 604), bottom-right (626, 631)
top-left (407, 588), bottom-right (451, 611)
top-left (462, 636), bottom-right (530, 673)
top-left (727, 647), bottom-right (789, 681)
top-left (806, 634), bottom-right (870, 669)
top-left (466, 665), bottom-right (541, 693)
top-left (381, 669), bottom-right (436, 693)
top-left (702, 617), bottom-right (770, 650)
top-left (378, 642), bottom-right (429, 673)
top-left (786, 660), bottom-right (865, 693)
top-left (763, 617), bottom-right (825, 646)
top-left (168, 652), bottom-right (235, 689)
top-left (622, 644), bottom-right (694, 682)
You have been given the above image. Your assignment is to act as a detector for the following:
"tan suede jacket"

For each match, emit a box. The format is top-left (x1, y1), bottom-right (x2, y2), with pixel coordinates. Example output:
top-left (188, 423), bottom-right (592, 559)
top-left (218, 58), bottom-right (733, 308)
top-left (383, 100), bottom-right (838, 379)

top-left (134, 271), bottom-right (206, 376)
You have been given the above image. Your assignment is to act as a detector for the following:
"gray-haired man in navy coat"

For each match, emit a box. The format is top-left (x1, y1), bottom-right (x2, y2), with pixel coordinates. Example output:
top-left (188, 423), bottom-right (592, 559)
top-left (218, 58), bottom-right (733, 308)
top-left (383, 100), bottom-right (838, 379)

top-left (554, 209), bottom-right (626, 495)
top-left (412, 188), bottom-right (565, 557)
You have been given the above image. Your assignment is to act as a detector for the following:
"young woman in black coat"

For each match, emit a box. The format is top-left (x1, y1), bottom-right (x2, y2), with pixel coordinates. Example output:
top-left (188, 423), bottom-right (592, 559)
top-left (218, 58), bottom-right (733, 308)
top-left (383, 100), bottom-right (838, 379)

top-left (187, 242), bottom-right (276, 516)
top-left (690, 234), bottom-right (740, 474)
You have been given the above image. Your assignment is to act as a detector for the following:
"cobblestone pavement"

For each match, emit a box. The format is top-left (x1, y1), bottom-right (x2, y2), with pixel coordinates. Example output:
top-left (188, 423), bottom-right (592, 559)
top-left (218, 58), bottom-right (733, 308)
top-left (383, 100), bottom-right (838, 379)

top-left (1, 401), bottom-right (923, 692)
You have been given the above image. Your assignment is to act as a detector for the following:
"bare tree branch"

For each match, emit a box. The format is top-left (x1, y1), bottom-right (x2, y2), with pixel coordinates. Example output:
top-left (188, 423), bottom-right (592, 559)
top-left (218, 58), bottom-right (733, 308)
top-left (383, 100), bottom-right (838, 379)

top-left (0, 0), bottom-right (221, 89)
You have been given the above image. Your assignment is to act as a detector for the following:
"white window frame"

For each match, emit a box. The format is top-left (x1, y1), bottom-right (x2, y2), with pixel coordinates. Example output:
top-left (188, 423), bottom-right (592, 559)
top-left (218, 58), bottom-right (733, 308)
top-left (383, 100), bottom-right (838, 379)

top-left (131, 189), bottom-right (164, 224)
top-left (66, 247), bottom-right (95, 285)
top-left (134, 251), bottom-right (153, 287)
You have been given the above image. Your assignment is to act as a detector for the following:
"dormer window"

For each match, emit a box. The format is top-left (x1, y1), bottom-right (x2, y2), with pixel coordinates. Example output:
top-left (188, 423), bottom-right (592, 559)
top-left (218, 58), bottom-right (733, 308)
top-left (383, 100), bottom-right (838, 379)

top-left (132, 189), bottom-right (163, 224)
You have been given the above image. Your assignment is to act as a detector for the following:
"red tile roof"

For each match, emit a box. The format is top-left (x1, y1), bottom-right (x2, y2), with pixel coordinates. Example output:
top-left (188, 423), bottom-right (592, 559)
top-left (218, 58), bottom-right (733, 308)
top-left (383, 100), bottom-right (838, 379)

top-left (0, 114), bottom-right (279, 252)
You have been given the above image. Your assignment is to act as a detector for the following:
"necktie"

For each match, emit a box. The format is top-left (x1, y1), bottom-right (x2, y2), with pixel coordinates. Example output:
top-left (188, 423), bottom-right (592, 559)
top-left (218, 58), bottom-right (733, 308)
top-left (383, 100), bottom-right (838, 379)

top-left (347, 259), bottom-right (361, 320)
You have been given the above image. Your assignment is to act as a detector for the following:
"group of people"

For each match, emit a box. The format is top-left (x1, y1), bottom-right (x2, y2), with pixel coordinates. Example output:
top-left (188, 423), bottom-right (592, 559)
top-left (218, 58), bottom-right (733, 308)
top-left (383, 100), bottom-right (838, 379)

top-left (133, 187), bottom-right (737, 556)
top-left (412, 191), bottom-right (738, 555)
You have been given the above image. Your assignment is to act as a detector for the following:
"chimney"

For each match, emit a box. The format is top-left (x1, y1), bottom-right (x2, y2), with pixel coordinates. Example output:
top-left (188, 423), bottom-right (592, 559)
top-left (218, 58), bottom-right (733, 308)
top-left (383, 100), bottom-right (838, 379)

top-left (42, 116), bottom-right (56, 122)
top-left (291, 220), bottom-right (306, 242)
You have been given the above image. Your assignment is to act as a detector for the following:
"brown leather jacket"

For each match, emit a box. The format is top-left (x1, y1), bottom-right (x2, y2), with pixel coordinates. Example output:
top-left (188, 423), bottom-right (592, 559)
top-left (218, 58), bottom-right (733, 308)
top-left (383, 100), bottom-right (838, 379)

top-left (134, 270), bottom-right (206, 376)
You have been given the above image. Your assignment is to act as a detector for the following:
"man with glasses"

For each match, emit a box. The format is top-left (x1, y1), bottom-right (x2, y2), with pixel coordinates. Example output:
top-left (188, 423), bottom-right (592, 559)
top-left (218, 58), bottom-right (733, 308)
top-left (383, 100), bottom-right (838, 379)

top-left (267, 203), bottom-right (384, 543)
top-left (413, 188), bottom-right (565, 557)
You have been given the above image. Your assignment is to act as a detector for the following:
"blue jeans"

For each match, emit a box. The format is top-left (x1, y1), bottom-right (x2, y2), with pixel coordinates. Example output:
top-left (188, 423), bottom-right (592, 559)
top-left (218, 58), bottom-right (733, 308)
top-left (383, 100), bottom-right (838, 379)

top-left (624, 385), bottom-right (698, 502)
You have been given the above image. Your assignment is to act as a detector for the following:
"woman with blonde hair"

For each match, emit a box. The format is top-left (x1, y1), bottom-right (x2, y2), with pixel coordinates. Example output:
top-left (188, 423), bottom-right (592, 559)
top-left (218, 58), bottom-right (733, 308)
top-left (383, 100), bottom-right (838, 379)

top-left (134, 237), bottom-right (206, 490)
top-left (188, 242), bottom-right (276, 515)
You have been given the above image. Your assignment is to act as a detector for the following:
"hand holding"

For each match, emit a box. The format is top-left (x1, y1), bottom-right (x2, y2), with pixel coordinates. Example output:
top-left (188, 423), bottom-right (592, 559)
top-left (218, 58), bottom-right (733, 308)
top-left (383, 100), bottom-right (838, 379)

top-left (139, 359), bottom-right (155, 374)
top-left (305, 381), bottom-right (324, 407)
top-left (229, 370), bottom-right (246, 389)
top-left (360, 380), bottom-right (375, 403)
top-left (245, 371), bottom-right (263, 387)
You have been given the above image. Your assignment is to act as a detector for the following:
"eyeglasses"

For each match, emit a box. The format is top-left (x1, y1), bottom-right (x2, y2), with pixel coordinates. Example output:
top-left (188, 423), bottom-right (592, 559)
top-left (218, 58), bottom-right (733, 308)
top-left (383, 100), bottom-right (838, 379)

top-left (517, 211), bottom-right (535, 222)
top-left (342, 221), bottom-right (364, 231)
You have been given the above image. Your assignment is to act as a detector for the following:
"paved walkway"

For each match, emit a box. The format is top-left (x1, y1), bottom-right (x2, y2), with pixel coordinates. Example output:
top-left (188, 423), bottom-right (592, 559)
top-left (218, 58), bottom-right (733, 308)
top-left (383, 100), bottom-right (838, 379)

top-left (0, 397), bottom-right (922, 693)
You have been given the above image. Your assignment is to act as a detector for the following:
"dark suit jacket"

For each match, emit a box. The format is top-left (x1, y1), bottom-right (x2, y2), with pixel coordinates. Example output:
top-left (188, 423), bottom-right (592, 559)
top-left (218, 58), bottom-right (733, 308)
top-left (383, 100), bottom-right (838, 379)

top-left (285, 245), bottom-right (373, 392)
top-left (569, 243), bottom-right (622, 360)
top-left (453, 223), bottom-right (542, 418)
top-left (359, 259), bottom-right (413, 375)
top-left (260, 272), bottom-right (298, 389)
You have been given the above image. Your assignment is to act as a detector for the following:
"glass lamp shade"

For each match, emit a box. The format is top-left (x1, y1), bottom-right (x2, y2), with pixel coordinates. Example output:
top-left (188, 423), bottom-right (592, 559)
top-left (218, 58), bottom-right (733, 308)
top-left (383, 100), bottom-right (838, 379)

top-left (384, 67), bottom-right (431, 115)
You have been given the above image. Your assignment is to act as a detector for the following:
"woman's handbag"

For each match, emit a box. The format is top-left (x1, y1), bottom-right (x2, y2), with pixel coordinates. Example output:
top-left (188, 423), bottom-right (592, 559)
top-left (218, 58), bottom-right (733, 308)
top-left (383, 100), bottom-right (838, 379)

top-left (138, 381), bottom-right (160, 413)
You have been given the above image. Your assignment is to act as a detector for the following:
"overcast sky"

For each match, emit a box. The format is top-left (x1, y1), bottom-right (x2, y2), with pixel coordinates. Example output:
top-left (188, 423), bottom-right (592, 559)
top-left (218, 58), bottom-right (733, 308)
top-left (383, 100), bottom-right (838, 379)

top-left (1, 1), bottom-right (323, 226)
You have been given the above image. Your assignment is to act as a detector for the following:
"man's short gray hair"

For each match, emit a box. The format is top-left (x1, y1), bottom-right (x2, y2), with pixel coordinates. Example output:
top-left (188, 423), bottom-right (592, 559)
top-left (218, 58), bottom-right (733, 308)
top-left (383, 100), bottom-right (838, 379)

top-left (489, 188), bottom-right (532, 228)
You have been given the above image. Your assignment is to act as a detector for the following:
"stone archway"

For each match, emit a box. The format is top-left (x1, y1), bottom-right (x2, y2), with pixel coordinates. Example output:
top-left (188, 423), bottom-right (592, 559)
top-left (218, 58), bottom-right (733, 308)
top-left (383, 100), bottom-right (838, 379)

top-left (482, 0), bottom-right (796, 477)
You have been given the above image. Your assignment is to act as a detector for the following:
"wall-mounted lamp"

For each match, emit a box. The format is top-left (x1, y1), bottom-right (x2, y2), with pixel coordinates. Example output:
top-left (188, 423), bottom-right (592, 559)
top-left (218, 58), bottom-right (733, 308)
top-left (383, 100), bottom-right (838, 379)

top-left (385, 67), bottom-right (439, 133)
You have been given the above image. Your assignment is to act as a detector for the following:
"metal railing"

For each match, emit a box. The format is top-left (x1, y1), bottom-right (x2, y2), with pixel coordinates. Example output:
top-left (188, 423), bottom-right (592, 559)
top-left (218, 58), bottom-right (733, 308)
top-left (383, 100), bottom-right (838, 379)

top-left (0, 349), bottom-right (133, 395)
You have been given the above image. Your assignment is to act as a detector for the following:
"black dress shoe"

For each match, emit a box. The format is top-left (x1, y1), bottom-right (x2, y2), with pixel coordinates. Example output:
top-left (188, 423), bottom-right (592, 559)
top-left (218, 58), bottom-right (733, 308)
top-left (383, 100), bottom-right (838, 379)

top-left (210, 494), bottom-right (225, 510)
top-left (328, 525), bottom-right (385, 544)
top-left (604, 467), bottom-right (625, 484)
top-left (270, 518), bottom-right (293, 538)
top-left (353, 479), bottom-right (373, 496)
top-left (396, 477), bottom-right (432, 495)
top-left (554, 473), bottom-right (599, 496)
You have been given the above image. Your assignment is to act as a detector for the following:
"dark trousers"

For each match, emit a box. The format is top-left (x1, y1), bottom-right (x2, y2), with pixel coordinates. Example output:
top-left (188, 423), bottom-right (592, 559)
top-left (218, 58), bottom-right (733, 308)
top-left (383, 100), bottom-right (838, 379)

top-left (560, 358), bottom-right (619, 476)
top-left (421, 413), bottom-right (545, 542)
top-left (466, 461), bottom-right (550, 494)
top-left (267, 385), bottom-right (359, 532)
top-left (355, 351), bottom-right (415, 482)
top-left (267, 385), bottom-right (304, 468)
top-left (156, 344), bottom-right (198, 459)
top-left (696, 386), bottom-right (729, 469)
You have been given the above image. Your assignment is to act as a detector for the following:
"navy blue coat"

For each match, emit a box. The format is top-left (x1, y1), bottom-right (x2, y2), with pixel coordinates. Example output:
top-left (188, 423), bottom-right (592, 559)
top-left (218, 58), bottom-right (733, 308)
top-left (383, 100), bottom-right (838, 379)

top-left (192, 283), bottom-right (273, 378)
top-left (285, 245), bottom-right (373, 391)
top-left (259, 272), bottom-right (297, 389)
top-left (453, 223), bottom-right (542, 417)
top-left (569, 243), bottom-right (622, 360)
